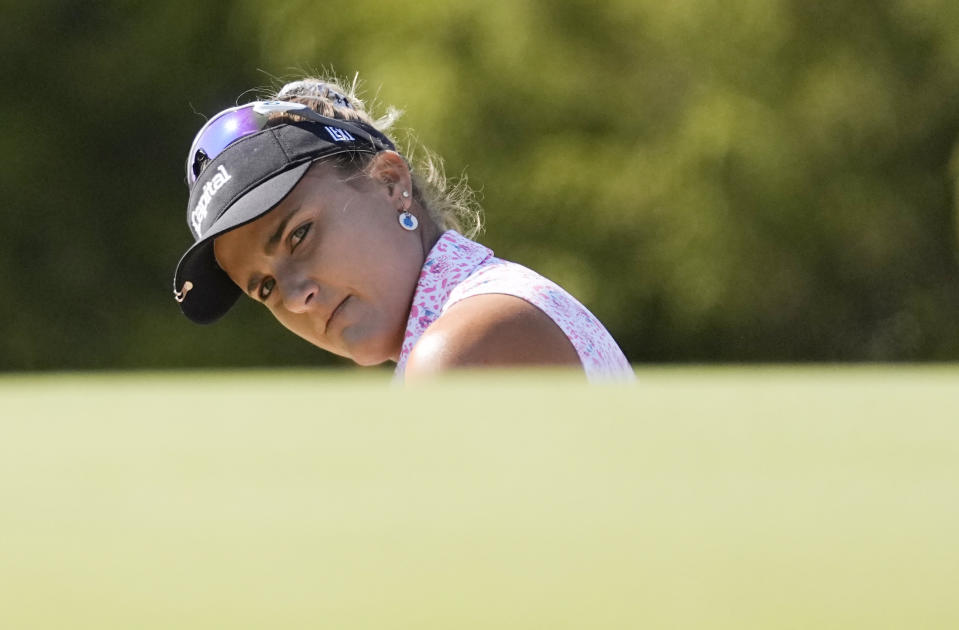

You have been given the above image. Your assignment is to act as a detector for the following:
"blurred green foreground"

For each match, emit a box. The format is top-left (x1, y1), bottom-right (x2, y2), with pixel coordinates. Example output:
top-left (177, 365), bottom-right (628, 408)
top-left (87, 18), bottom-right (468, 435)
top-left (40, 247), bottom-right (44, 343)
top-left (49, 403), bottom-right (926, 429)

top-left (1, 367), bottom-right (957, 629)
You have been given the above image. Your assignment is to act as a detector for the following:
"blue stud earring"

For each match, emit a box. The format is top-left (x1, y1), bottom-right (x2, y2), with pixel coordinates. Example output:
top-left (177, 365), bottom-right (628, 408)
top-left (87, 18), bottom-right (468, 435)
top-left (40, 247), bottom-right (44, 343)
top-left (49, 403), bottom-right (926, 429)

top-left (399, 211), bottom-right (418, 231)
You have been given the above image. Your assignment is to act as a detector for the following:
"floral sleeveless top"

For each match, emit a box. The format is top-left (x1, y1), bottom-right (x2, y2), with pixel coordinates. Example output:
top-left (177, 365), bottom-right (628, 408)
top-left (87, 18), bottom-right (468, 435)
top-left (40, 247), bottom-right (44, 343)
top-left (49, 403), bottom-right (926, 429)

top-left (394, 231), bottom-right (633, 381)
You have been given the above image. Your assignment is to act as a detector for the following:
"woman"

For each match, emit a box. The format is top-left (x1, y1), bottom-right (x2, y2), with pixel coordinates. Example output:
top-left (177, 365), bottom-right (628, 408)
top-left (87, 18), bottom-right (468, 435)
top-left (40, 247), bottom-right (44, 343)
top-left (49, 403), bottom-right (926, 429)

top-left (173, 78), bottom-right (632, 381)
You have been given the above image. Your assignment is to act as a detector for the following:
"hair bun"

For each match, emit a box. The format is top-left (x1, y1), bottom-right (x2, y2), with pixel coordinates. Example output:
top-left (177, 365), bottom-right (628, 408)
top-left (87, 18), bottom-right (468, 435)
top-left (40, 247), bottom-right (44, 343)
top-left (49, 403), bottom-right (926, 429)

top-left (277, 79), bottom-right (354, 110)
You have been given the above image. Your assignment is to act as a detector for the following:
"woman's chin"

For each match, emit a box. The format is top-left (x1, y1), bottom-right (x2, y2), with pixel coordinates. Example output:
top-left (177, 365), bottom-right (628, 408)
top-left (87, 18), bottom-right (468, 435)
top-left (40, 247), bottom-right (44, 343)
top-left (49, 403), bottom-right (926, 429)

top-left (338, 332), bottom-right (398, 367)
top-left (347, 345), bottom-right (393, 367)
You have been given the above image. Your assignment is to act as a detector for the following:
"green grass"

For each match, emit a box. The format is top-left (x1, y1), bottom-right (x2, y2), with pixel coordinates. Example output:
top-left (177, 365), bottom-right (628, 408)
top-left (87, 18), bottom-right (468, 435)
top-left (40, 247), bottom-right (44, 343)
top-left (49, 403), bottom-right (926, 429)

top-left (1, 367), bottom-right (957, 629)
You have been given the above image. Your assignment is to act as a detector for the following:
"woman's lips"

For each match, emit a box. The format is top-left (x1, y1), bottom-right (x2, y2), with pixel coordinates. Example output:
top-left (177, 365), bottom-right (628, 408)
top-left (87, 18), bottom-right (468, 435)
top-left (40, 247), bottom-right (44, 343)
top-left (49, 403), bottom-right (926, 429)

top-left (325, 295), bottom-right (349, 334)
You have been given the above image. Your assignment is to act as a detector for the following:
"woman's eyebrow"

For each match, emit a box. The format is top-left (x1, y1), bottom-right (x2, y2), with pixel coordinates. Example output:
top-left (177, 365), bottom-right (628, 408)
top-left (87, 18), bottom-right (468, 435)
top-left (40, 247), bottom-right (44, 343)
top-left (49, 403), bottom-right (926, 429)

top-left (264, 205), bottom-right (301, 255)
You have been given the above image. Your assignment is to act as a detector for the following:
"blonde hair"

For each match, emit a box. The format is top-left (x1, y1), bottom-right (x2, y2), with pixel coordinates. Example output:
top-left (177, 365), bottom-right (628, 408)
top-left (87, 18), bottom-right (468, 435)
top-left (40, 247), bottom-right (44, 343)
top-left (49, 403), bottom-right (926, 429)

top-left (262, 75), bottom-right (483, 239)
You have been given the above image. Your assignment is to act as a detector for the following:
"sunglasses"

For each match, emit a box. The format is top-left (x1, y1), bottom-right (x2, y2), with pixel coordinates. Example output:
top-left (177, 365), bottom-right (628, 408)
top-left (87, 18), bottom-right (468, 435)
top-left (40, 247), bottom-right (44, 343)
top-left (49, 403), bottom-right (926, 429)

top-left (185, 100), bottom-right (391, 187)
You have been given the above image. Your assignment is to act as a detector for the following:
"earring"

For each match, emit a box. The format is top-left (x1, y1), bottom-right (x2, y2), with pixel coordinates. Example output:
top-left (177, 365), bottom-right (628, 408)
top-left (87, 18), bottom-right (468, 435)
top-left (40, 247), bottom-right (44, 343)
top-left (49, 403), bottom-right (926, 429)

top-left (402, 190), bottom-right (410, 198)
top-left (399, 211), bottom-right (418, 231)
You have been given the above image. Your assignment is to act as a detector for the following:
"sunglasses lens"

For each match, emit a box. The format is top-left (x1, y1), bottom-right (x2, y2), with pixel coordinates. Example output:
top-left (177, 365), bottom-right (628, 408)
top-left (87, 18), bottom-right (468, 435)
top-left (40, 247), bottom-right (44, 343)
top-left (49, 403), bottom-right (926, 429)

top-left (185, 105), bottom-right (265, 185)
top-left (184, 100), bottom-right (392, 187)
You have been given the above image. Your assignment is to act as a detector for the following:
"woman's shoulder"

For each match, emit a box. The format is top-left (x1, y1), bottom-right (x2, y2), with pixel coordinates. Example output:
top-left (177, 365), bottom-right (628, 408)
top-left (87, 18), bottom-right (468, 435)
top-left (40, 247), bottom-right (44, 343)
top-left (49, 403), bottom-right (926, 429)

top-left (403, 292), bottom-right (581, 380)
top-left (401, 233), bottom-right (632, 382)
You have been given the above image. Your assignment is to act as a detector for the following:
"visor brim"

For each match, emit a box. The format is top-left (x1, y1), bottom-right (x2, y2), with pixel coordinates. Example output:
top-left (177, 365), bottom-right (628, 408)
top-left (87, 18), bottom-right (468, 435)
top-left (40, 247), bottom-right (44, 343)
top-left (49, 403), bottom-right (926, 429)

top-left (173, 161), bottom-right (313, 324)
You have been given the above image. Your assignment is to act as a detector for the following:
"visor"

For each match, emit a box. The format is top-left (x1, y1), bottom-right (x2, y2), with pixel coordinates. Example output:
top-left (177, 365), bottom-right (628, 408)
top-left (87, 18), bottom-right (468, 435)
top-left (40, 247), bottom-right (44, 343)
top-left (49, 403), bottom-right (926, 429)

top-left (173, 101), bottom-right (395, 324)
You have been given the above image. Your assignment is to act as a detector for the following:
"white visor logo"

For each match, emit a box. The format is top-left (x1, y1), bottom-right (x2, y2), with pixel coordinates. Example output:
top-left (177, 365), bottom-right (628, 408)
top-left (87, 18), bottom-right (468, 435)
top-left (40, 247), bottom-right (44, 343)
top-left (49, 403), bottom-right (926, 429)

top-left (191, 164), bottom-right (232, 235)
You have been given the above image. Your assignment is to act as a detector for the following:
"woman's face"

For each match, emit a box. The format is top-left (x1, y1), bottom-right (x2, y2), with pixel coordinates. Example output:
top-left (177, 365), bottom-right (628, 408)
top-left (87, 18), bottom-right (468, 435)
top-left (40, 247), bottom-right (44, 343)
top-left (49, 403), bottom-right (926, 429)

top-left (213, 158), bottom-right (432, 366)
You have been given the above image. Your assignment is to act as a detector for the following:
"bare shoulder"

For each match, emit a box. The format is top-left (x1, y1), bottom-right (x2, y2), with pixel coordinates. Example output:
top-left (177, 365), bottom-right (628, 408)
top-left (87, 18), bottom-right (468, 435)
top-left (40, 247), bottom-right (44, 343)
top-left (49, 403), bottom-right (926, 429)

top-left (404, 294), bottom-right (581, 380)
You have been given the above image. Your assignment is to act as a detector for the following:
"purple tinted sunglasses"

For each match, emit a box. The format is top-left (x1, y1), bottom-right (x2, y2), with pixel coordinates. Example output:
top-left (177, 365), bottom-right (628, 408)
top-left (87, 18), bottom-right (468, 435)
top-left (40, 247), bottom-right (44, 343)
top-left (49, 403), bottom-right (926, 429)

top-left (185, 100), bottom-right (387, 187)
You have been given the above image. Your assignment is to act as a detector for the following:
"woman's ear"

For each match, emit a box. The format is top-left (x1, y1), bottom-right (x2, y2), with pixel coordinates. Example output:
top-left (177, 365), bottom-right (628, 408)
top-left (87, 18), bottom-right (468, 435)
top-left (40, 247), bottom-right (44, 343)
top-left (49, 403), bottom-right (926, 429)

top-left (368, 151), bottom-right (412, 202)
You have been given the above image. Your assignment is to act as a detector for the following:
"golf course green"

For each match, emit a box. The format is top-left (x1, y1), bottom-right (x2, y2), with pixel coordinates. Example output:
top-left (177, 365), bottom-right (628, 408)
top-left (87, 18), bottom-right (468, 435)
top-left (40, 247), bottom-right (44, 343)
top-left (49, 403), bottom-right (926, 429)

top-left (1, 367), bottom-right (956, 628)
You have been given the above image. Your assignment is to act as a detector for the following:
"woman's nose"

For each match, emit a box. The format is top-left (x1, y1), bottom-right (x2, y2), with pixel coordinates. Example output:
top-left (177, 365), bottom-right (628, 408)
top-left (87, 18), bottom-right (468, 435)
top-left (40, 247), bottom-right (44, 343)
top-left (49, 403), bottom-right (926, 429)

top-left (276, 269), bottom-right (318, 314)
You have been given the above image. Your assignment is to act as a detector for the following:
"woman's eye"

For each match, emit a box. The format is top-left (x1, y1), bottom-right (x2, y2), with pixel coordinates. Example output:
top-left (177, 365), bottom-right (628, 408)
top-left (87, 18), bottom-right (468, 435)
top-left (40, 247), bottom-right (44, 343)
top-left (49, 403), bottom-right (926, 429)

top-left (259, 277), bottom-right (275, 301)
top-left (290, 223), bottom-right (311, 250)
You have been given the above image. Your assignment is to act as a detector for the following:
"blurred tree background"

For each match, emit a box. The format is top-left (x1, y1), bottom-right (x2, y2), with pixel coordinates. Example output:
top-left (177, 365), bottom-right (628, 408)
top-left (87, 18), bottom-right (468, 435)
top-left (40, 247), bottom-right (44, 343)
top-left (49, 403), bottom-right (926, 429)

top-left (2, 0), bottom-right (958, 370)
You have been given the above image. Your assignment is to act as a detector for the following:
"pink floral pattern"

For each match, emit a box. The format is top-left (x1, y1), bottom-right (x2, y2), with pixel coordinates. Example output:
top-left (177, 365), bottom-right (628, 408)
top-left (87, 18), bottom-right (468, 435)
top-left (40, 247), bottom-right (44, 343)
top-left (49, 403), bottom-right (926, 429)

top-left (395, 231), bottom-right (634, 381)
